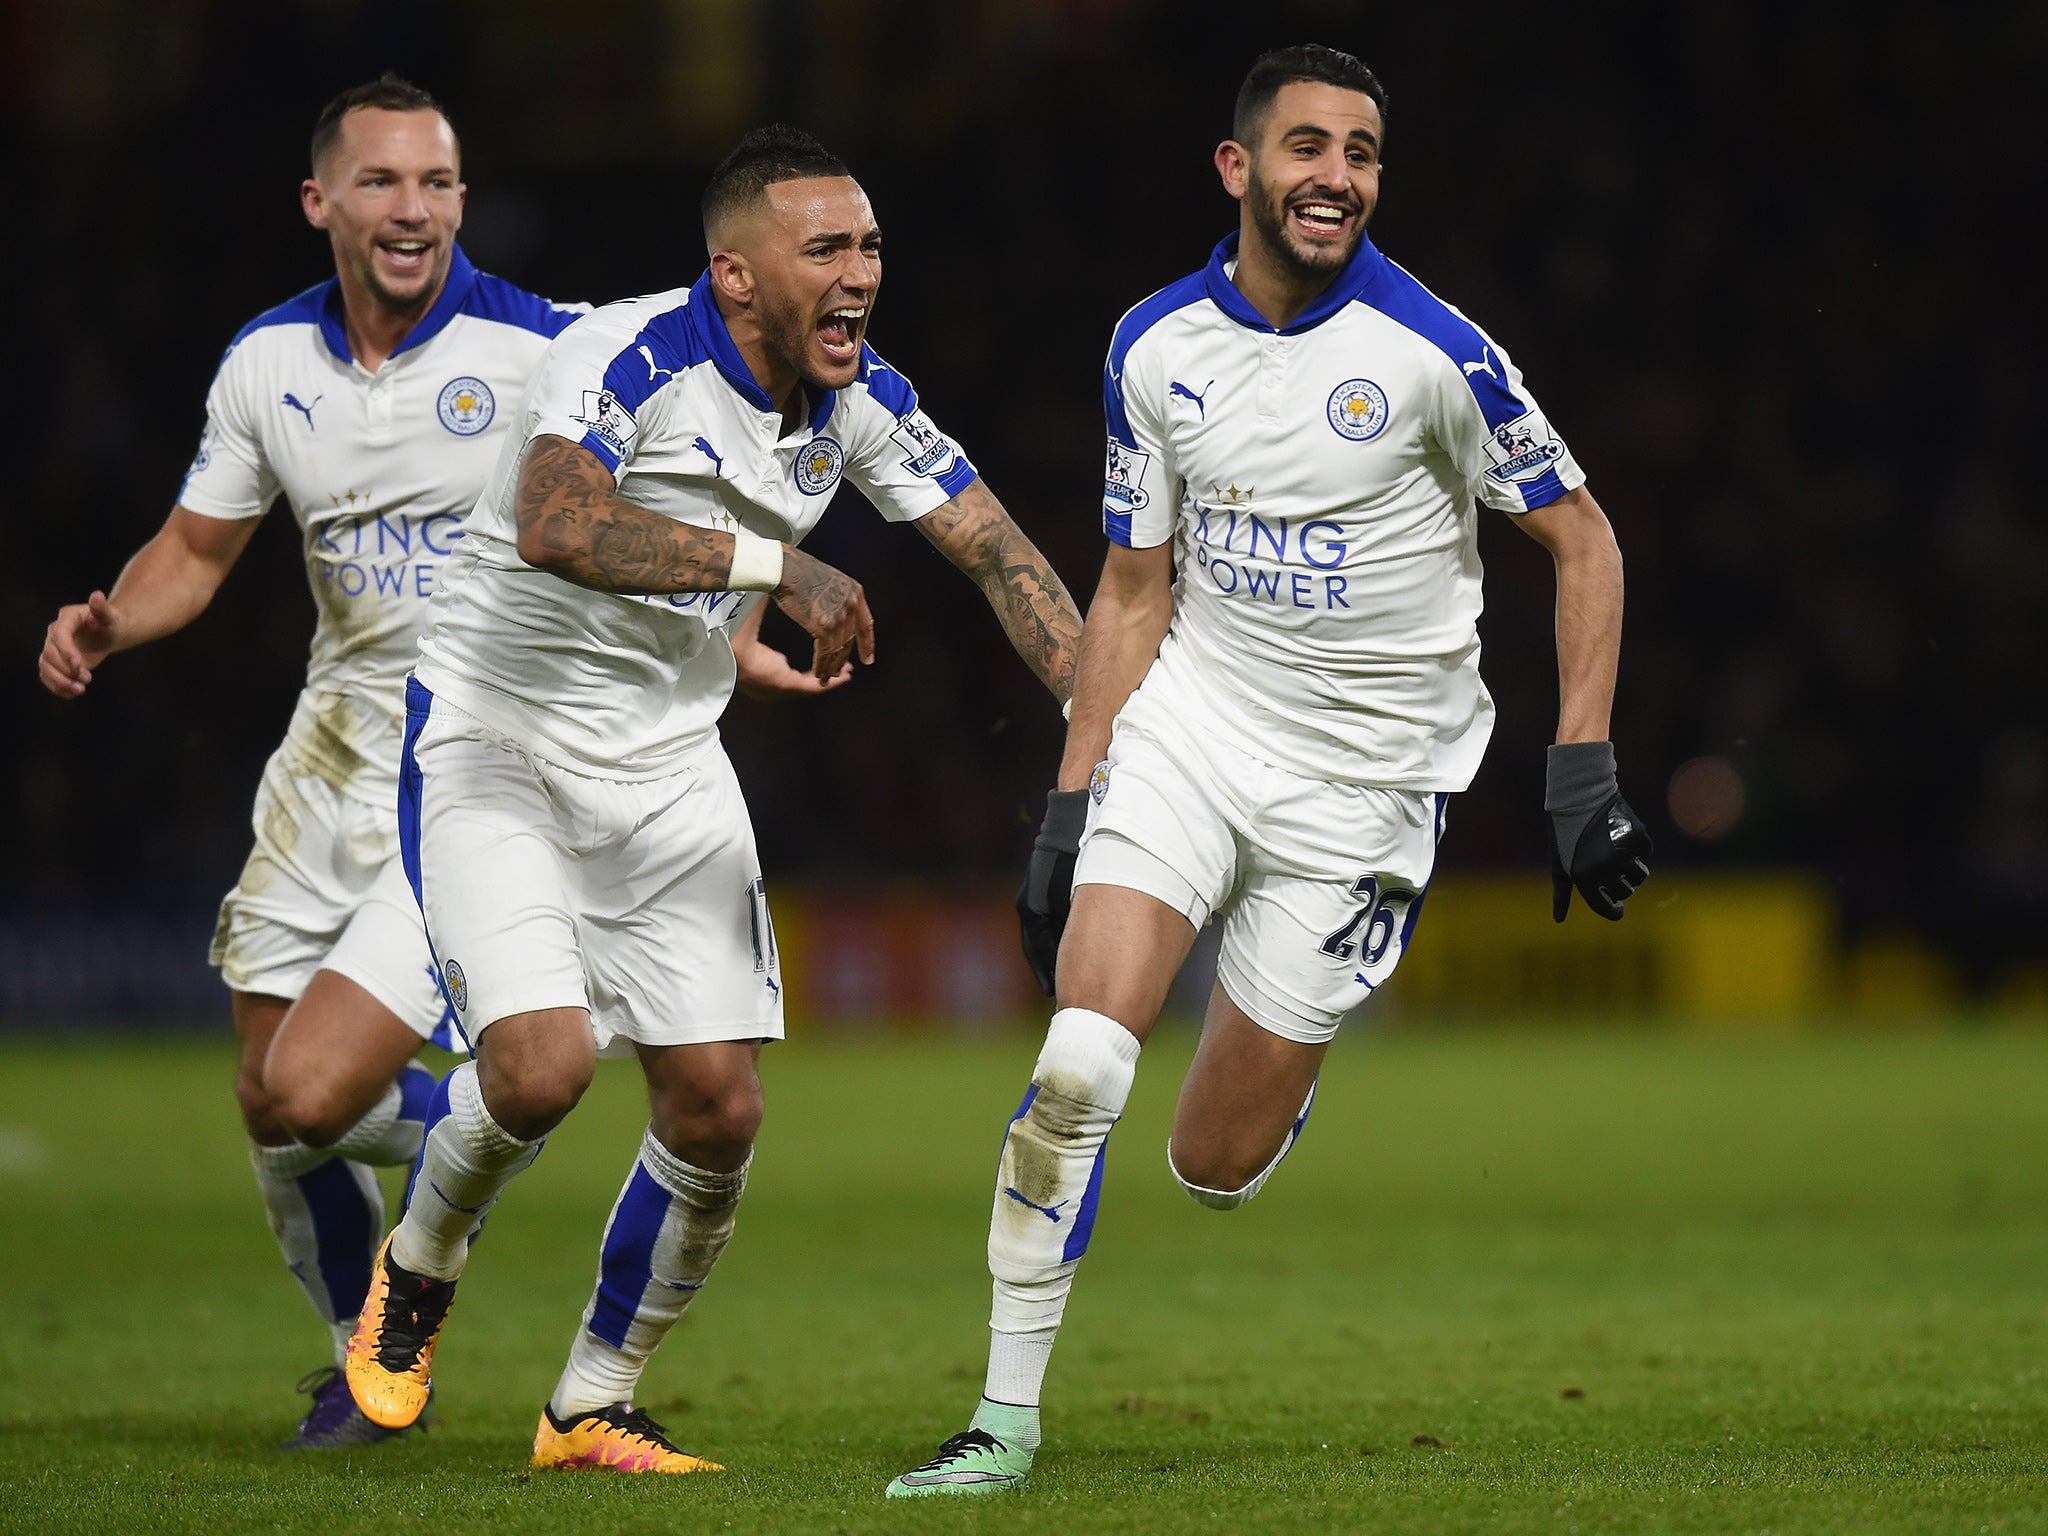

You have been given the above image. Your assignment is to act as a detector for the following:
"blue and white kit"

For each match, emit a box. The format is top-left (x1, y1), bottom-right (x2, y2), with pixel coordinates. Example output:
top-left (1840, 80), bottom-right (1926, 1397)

top-left (1079, 231), bottom-right (1586, 1040)
top-left (182, 247), bottom-right (585, 1042)
top-left (407, 271), bottom-right (978, 1050)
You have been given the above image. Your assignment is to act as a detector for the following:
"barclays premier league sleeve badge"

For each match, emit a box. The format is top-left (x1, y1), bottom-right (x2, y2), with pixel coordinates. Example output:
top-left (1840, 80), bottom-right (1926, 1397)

top-left (1104, 439), bottom-right (1152, 514)
top-left (889, 410), bottom-right (957, 478)
top-left (1482, 410), bottom-right (1566, 484)
top-left (573, 389), bottom-right (639, 458)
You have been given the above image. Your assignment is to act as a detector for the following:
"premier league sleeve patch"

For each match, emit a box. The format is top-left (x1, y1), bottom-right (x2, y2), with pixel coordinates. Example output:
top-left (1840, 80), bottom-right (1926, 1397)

top-left (437, 376), bottom-right (497, 436)
top-left (1104, 439), bottom-right (1153, 515)
top-left (889, 409), bottom-right (958, 478)
top-left (573, 389), bottom-right (640, 458)
top-left (1482, 409), bottom-right (1566, 484)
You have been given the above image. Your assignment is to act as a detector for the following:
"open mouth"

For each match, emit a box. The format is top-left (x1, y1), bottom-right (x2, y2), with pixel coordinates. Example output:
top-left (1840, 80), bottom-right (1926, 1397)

top-left (377, 239), bottom-right (433, 277)
top-left (1288, 201), bottom-right (1354, 238)
top-left (817, 304), bottom-right (866, 363)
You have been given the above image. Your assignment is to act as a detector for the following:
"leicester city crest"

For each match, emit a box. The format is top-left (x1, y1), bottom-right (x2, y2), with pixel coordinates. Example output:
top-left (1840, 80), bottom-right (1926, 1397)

top-left (438, 376), bottom-right (496, 436)
top-left (1326, 378), bottom-right (1389, 441)
top-left (795, 435), bottom-right (845, 496)
top-left (442, 958), bottom-right (469, 1013)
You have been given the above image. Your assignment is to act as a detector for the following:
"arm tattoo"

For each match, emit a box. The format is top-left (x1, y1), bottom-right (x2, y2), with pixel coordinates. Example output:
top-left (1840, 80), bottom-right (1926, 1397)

top-left (515, 434), bottom-right (732, 594)
top-left (919, 479), bottom-right (1083, 702)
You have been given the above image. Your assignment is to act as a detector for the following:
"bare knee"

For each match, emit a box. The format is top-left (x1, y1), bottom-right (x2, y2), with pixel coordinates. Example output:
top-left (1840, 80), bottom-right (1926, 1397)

top-left (476, 1017), bottom-right (595, 1139)
top-left (659, 1079), bottom-right (761, 1170)
top-left (235, 1061), bottom-right (290, 1143)
top-left (646, 1050), bottom-right (763, 1172)
top-left (265, 1064), bottom-right (373, 1148)
top-left (1167, 1134), bottom-right (1269, 1199)
top-left (233, 993), bottom-right (293, 1143)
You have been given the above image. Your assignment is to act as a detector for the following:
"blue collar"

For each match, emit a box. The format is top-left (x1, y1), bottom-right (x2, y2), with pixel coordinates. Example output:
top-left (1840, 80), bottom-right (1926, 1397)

top-left (317, 244), bottom-right (480, 364)
top-left (685, 270), bottom-right (837, 432)
top-left (1200, 230), bottom-right (1384, 335)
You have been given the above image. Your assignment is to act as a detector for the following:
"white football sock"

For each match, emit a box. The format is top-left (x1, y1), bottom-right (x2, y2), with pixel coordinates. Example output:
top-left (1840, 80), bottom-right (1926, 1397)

top-left (326, 1062), bottom-right (436, 1166)
top-left (982, 1328), bottom-right (1057, 1413)
top-left (390, 1061), bottom-right (540, 1282)
top-left (1168, 1076), bottom-right (1319, 1210)
top-left (248, 1139), bottom-right (382, 1365)
top-left (549, 1130), bottom-right (749, 1419)
top-left (983, 1007), bottom-right (1140, 1407)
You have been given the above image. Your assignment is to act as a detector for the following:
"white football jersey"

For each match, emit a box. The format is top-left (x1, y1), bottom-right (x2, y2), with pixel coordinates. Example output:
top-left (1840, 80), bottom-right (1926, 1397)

top-left (414, 272), bottom-right (979, 777)
top-left (1105, 232), bottom-right (1586, 791)
top-left (178, 247), bottom-right (586, 800)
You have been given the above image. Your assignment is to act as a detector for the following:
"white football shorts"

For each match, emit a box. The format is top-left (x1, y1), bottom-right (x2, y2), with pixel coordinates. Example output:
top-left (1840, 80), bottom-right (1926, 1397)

top-left (1073, 665), bottom-right (1448, 1045)
top-left (210, 747), bottom-right (461, 1048)
top-left (398, 679), bottom-right (783, 1055)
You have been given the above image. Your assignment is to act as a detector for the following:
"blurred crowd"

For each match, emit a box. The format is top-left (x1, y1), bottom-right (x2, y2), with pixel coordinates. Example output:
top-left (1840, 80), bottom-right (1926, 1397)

top-left (9, 0), bottom-right (2041, 987)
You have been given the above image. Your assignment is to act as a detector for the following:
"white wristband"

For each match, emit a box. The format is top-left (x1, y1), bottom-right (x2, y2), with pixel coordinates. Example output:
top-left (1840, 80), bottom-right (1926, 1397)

top-left (1062, 697), bottom-right (1074, 721)
top-left (726, 530), bottom-right (785, 593)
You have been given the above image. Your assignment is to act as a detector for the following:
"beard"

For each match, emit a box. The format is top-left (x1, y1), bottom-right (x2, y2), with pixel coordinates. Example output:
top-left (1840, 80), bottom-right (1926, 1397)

top-left (1245, 166), bottom-right (1366, 280)
top-left (761, 292), bottom-right (855, 393)
top-left (349, 241), bottom-right (444, 316)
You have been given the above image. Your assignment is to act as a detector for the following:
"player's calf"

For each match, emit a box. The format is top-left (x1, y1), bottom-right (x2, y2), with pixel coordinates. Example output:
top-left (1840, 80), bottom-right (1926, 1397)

top-left (1168, 1077), bottom-right (1318, 1210)
top-left (548, 1128), bottom-right (749, 1421)
top-left (988, 1008), bottom-right (1141, 1311)
top-left (888, 1005), bottom-right (1142, 1498)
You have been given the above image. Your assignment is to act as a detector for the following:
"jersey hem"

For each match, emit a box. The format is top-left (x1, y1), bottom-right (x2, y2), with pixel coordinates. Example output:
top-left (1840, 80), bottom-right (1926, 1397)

top-left (176, 489), bottom-right (269, 521)
top-left (412, 662), bottom-right (723, 782)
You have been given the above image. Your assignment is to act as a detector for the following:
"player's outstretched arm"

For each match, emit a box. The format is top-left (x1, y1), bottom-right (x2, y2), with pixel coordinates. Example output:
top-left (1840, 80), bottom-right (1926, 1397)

top-left (913, 479), bottom-right (1083, 705)
top-left (1512, 485), bottom-right (1652, 920)
top-left (38, 506), bottom-right (261, 698)
top-left (515, 433), bottom-right (873, 680)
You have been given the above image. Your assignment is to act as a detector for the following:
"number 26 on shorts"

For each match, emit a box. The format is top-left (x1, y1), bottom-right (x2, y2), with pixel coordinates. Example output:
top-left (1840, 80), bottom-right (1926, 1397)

top-left (1320, 874), bottom-right (1417, 985)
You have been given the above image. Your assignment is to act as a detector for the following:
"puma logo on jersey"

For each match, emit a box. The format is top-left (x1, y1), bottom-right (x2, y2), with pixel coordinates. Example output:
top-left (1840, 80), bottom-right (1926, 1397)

top-left (693, 436), bottom-right (725, 476)
top-left (1462, 348), bottom-right (1497, 379)
top-left (638, 345), bottom-right (676, 384)
top-left (282, 392), bottom-right (323, 429)
top-left (1170, 378), bottom-right (1214, 418)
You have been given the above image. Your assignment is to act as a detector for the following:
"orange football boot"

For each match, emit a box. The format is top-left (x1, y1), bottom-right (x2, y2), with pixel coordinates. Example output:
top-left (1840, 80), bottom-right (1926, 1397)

top-left (343, 1236), bottom-right (456, 1430)
top-left (532, 1402), bottom-right (723, 1474)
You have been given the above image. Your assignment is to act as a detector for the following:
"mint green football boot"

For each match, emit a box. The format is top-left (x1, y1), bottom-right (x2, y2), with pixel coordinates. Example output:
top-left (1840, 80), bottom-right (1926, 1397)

top-left (885, 1403), bottom-right (1037, 1497)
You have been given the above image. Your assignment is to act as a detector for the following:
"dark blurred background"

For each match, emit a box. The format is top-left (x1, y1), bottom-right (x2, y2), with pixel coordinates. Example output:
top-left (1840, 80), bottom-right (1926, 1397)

top-left (7, 0), bottom-right (2043, 1020)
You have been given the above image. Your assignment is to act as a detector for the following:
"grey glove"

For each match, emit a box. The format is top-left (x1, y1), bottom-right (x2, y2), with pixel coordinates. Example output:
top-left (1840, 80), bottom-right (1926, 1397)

top-left (1016, 787), bottom-right (1090, 995)
top-left (1545, 741), bottom-right (1653, 922)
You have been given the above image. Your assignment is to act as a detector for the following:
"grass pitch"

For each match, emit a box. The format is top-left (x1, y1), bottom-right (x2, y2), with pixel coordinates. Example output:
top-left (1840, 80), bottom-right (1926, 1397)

top-left (2, 1025), bottom-right (2045, 1534)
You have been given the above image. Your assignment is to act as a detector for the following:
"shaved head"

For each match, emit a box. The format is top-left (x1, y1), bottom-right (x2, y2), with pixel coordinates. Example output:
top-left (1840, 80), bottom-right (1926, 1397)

top-left (702, 124), bottom-right (851, 254)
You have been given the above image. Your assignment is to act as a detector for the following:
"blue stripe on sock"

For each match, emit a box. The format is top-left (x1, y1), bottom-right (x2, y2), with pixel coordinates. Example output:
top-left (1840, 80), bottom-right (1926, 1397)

top-left (298, 1159), bottom-right (376, 1322)
top-left (1292, 1076), bottom-right (1319, 1142)
top-left (396, 1063), bottom-right (435, 1126)
top-left (403, 1069), bottom-right (458, 1214)
top-left (587, 1162), bottom-right (671, 1348)
top-left (1060, 1138), bottom-right (1110, 1263)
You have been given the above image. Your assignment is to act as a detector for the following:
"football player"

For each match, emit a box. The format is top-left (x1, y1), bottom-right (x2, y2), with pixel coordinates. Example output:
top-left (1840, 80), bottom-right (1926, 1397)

top-left (888, 44), bottom-right (1652, 1496)
top-left (340, 125), bottom-right (1082, 1474)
